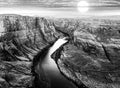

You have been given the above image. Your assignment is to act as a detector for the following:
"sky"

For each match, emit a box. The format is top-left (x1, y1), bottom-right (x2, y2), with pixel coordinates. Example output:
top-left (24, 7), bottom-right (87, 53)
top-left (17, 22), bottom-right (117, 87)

top-left (0, 0), bottom-right (120, 17)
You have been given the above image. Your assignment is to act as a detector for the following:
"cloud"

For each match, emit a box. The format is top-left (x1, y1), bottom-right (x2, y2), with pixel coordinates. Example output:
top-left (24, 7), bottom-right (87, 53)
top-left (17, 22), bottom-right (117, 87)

top-left (0, 0), bottom-right (120, 16)
top-left (0, 0), bottom-right (77, 7)
top-left (0, 0), bottom-right (120, 8)
top-left (86, 0), bottom-right (120, 7)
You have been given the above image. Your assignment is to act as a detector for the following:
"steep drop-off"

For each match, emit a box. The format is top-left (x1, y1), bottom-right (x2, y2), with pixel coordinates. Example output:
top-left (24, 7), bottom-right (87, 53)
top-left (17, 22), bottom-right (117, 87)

top-left (52, 17), bottom-right (120, 88)
top-left (0, 15), bottom-right (63, 88)
top-left (0, 15), bottom-right (120, 88)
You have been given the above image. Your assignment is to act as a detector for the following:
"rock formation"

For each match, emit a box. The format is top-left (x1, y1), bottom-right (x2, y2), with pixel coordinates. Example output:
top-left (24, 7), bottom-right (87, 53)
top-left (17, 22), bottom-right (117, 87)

top-left (52, 17), bottom-right (120, 88)
top-left (0, 14), bottom-right (120, 88)
top-left (0, 15), bottom-right (60, 88)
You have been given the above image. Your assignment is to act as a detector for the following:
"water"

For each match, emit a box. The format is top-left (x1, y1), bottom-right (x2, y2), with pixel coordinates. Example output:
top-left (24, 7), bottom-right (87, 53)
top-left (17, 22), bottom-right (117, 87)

top-left (41, 38), bottom-right (77, 88)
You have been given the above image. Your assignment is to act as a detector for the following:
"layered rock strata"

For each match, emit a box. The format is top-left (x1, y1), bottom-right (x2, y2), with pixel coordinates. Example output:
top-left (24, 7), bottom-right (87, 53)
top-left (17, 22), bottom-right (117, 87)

top-left (0, 15), bottom-right (120, 88)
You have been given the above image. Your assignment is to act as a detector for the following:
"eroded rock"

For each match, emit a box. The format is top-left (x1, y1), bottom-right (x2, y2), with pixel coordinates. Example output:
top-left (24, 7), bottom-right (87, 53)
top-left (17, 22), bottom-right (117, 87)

top-left (0, 15), bottom-right (61, 88)
top-left (52, 18), bottom-right (120, 88)
top-left (1, 14), bottom-right (120, 88)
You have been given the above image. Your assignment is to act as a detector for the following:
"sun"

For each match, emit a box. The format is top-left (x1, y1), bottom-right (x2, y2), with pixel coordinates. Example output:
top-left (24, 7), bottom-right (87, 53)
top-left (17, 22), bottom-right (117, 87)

top-left (77, 1), bottom-right (89, 13)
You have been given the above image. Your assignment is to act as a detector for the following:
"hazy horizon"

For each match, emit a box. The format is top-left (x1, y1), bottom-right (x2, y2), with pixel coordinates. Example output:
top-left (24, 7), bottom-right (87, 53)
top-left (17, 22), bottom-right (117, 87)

top-left (0, 0), bottom-right (120, 17)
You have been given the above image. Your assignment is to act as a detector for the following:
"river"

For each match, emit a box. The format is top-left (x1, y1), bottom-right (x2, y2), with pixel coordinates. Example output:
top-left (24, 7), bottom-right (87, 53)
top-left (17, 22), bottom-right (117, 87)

top-left (41, 38), bottom-right (77, 88)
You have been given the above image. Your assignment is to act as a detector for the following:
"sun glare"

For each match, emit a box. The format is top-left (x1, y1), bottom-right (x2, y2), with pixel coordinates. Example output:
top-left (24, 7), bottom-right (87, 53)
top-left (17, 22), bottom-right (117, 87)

top-left (77, 1), bottom-right (89, 13)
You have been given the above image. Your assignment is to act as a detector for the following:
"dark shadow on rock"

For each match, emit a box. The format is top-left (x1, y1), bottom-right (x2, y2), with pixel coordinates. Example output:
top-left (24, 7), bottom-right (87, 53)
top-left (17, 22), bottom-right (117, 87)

top-left (51, 42), bottom-right (89, 88)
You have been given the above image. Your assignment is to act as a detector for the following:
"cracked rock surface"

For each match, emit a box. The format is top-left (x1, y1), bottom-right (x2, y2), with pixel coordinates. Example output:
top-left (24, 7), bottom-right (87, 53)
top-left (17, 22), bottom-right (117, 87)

top-left (52, 18), bottom-right (120, 88)
top-left (0, 15), bottom-right (120, 88)
top-left (0, 15), bottom-right (62, 88)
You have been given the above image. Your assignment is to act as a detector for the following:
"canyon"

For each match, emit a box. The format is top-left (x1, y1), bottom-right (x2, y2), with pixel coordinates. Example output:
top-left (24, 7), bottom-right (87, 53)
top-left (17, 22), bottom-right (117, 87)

top-left (0, 14), bottom-right (120, 88)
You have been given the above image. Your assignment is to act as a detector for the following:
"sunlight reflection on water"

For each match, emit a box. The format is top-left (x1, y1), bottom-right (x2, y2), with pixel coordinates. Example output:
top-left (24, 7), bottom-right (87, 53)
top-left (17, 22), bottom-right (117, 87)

top-left (41, 38), bottom-right (77, 88)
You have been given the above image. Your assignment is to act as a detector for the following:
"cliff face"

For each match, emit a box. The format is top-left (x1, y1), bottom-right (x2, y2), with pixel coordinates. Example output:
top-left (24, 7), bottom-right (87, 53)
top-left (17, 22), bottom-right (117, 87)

top-left (0, 14), bottom-right (120, 88)
top-left (52, 18), bottom-right (120, 88)
top-left (0, 15), bottom-right (61, 88)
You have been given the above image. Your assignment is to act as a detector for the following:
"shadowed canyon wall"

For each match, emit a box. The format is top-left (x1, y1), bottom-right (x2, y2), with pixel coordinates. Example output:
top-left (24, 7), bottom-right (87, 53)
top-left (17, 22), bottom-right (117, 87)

top-left (0, 15), bottom-right (120, 88)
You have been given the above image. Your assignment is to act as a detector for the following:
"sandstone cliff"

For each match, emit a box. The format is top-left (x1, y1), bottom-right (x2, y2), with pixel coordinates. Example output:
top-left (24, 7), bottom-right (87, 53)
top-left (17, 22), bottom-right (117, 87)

top-left (0, 14), bottom-right (120, 88)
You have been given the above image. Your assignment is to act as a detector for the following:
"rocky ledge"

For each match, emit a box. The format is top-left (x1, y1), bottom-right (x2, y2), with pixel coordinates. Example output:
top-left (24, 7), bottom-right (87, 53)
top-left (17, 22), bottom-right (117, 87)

top-left (52, 17), bottom-right (120, 88)
top-left (0, 14), bottom-right (120, 88)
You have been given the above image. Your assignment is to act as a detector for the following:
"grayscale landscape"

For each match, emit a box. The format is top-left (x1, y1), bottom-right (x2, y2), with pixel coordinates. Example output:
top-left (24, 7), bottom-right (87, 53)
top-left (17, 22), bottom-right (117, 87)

top-left (0, 14), bottom-right (120, 88)
top-left (0, 0), bottom-right (120, 88)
